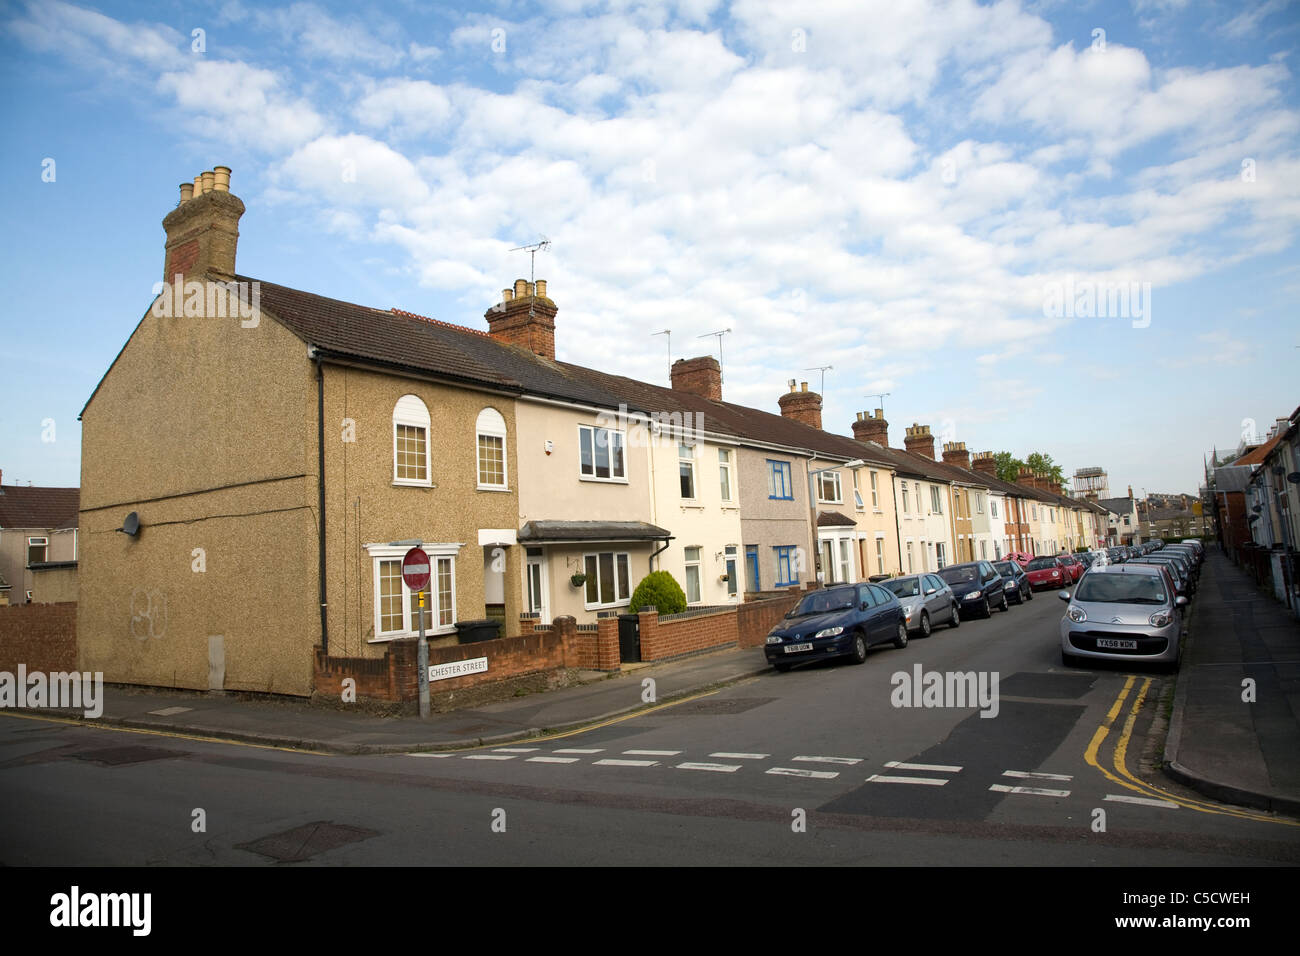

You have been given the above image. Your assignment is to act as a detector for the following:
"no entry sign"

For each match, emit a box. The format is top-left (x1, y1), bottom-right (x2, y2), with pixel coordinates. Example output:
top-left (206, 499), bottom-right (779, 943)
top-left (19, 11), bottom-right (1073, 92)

top-left (402, 547), bottom-right (431, 592)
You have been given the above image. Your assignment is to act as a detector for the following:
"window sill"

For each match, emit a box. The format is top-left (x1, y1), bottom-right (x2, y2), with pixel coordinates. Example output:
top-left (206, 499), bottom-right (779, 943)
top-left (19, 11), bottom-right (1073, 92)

top-left (579, 476), bottom-right (629, 485)
top-left (393, 479), bottom-right (435, 489)
top-left (680, 504), bottom-right (705, 511)
top-left (368, 629), bottom-right (455, 643)
top-left (477, 485), bottom-right (512, 493)
top-left (584, 600), bottom-right (631, 612)
top-left (768, 495), bottom-right (795, 501)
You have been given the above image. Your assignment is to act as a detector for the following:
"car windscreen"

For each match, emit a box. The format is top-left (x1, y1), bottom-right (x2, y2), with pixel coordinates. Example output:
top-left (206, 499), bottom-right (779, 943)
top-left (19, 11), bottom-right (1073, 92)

top-left (882, 577), bottom-right (920, 598)
top-left (938, 566), bottom-right (977, 585)
top-left (791, 588), bottom-right (857, 616)
top-left (1026, 557), bottom-right (1056, 570)
top-left (1074, 574), bottom-right (1167, 605)
top-left (992, 562), bottom-right (1015, 576)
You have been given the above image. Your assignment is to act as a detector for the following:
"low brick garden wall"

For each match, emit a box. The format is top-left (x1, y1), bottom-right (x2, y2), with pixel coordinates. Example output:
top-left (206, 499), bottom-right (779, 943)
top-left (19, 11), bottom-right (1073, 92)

top-left (0, 602), bottom-right (77, 674)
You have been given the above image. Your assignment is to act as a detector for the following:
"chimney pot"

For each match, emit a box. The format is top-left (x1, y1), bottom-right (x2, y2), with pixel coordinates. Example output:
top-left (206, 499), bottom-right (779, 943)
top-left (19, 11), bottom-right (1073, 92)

top-left (502, 288), bottom-right (513, 302)
top-left (856, 411), bottom-right (864, 422)
top-left (201, 170), bottom-right (215, 194)
top-left (800, 382), bottom-right (808, 392)
top-left (179, 182), bottom-right (194, 202)
top-left (514, 278), bottom-right (527, 298)
top-left (536, 279), bottom-right (547, 297)
top-left (213, 166), bottom-right (231, 192)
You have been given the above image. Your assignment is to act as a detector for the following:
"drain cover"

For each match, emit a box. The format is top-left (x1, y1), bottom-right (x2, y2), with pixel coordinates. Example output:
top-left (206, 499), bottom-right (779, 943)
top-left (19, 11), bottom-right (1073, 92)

top-left (664, 697), bottom-right (776, 716)
top-left (70, 745), bottom-right (188, 766)
top-left (237, 822), bottom-right (379, 862)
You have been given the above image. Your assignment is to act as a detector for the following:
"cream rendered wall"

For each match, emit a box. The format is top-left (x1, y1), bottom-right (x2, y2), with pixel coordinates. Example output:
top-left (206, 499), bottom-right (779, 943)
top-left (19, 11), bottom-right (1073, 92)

top-left (648, 431), bottom-right (744, 607)
top-left (966, 487), bottom-right (994, 562)
top-left (855, 464), bottom-right (900, 578)
top-left (894, 475), bottom-right (956, 572)
top-left (987, 493), bottom-right (1008, 559)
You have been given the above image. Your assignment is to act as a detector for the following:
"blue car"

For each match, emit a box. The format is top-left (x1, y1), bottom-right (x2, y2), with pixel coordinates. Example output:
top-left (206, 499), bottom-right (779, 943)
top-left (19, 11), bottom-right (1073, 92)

top-left (939, 561), bottom-right (1010, 618)
top-left (765, 583), bottom-right (908, 672)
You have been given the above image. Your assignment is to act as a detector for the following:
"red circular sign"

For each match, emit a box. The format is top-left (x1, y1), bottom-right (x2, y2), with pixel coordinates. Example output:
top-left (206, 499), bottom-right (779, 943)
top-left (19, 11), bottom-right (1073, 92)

top-left (402, 547), bottom-right (431, 592)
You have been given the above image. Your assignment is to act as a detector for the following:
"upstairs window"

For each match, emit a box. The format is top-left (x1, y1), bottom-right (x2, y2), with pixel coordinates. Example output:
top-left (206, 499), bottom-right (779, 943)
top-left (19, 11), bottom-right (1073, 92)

top-left (930, 485), bottom-right (943, 514)
top-left (870, 471), bottom-right (879, 508)
top-left (679, 443), bottom-right (696, 499)
top-left (476, 407), bottom-right (508, 489)
top-left (818, 470), bottom-right (842, 504)
top-left (718, 448), bottom-right (733, 502)
top-left (768, 460), bottom-right (793, 500)
top-left (27, 536), bottom-right (48, 566)
top-left (393, 394), bottom-right (431, 485)
top-left (579, 425), bottom-right (626, 481)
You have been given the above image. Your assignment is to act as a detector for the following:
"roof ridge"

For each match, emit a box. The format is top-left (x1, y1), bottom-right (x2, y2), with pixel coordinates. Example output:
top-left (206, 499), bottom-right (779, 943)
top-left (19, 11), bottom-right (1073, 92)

top-left (390, 307), bottom-right (491, 338)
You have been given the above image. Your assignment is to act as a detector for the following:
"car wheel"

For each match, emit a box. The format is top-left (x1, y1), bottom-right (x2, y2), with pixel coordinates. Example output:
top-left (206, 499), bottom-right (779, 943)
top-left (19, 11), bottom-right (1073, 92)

top-left (949, 603), bottom-right (961, 628)
top-left (893, 622), bottom-right (909, 649)
top-left (919, 611), bottom-right (931, 637)
top-left (999, 593), bottom-right (1009, 612)
top-left (1060, 650), bottom-right (1077, 668)
top-left (1026, 587), bottom-right (1033, 601)
top-left (850, 631), bottom-right (869, 664)
top-left (981, 598), bottom-right (992, 619)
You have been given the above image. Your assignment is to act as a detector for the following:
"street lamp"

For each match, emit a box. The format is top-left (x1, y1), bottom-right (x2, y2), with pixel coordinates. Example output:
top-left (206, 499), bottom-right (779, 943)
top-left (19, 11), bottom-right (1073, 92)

top-left (808, 458), bottom-right (865, 585)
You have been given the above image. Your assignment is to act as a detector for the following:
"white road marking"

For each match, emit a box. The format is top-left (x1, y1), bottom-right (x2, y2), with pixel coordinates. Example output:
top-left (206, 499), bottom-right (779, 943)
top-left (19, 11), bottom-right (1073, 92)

top-left (767, 767), bottom-right (839, 779)
top-left (675, 762), bottom-right (742, 773)
top-left (465, 754), bottom-right (517, 761)
top-left (867, 774), bottom-right (949, 786)
top-left (595, 758), bottom-right (659, 767)
top-left (553, 748), bottom-right (604, 754)
top-left (709, 752), bottom-right (770, 760)
top-left (526, 756), bottom-right (580, 764)
top-left (1002, 770), bottom-right (1073, 781)
top-left (884, 760), bottom-right (962, 773)
top-left (493, 747), bottom-right (540, 753)
top-left (792, 755), bottom-right (862, 765)
top-left (1104, 794), bottom-right (1179, 809)
top-left (405, 752), bottom-right (455, 758)
top-left (623, 750), bottom-right (682, 756)
top-left (989, 784), bottom-right (1070, 797)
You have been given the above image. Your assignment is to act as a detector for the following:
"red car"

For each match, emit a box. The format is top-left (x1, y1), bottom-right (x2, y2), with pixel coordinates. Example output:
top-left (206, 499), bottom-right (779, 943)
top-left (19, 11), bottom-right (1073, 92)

top-left (1056, 554), bottom-right (1084, 583)
top-left (1025, 555), bottom-right (1069, 591)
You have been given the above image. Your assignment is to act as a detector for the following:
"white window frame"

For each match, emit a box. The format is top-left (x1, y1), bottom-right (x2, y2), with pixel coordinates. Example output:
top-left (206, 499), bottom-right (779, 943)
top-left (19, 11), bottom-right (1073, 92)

top-left (718, 448), bottom-right (734, 503)
top-left (901, 482), bottom-right (910, 514)
top-left (684, 546), bottom-right (702, 604)
top-left (870, 470), bottom-right (880, 509)
top-left (679, 443), bottom-right (697, 500)
top-left (366, 542), bottom-right (462, 641)
top-left (578, 425), bottom-right (627, 482)
top-left (583, 551), bottom-right (632, 609)
top-left (475, 407), bottom-right (509, 491)
top-left (818, 470), bottom-right (842, 504)
top-left (976, 493), bottom-right (984, 514)
top-left (875, 536), bottom-right (886, 575)
top-left (392, 394), bottom-right (432, 487)
top-left (27, 536), bottom-right (48, 565)
top-left (931, 485), bottom-right (943, 514)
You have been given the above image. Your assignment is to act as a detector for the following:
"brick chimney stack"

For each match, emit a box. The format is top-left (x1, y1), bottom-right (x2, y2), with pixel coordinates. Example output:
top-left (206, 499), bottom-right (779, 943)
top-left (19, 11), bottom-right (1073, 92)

top-left (852, 409), bottom-right (889, 446)
top-left (162, 165), bottom-right (242, 281)
top-left (941, 441), bottom-right (970, 468)
top-left (484, 279), bottom-right (557, 360)
top-left (671, 356), bottom-right (722, 401)
top-left (971, 451), bottom-right (997, 476)
top-left (904, 424), bottom-right (935, 460)
top-left (778, 381), bottom-right (822, 430)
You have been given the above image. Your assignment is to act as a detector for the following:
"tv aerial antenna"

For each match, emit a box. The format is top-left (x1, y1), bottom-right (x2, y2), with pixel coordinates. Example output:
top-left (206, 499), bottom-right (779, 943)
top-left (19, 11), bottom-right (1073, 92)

top-left (509, 236), bottom-right (551, 285)
top-left (805, 366), bottom-right (833, 395)
top-left (698, 328), bottom-right (732, 383)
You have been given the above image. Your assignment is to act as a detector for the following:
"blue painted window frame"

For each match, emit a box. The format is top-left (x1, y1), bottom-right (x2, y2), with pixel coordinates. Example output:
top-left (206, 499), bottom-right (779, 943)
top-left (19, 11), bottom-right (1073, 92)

top-left (767, 460), bottom-right (794, 500)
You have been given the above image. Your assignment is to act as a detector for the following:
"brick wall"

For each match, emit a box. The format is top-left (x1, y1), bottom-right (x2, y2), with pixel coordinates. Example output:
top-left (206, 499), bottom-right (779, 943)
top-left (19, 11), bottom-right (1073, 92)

top-left (0, 602), bottom-right (77, 674)
top-left (736, 591), bottom-right (806, 647)
top-left (638, 607), bottom-right (738, 661)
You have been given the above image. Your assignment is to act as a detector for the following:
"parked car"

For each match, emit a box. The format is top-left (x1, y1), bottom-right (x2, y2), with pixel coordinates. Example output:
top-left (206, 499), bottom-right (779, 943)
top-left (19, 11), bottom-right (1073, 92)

top-left (1128, 557), bottom-right (1192, 602)
top-left (1056, 553), bottom-right (1084, 583)
top-left (1141, 552), bottom-right (1196, 593)
top-left (881, 573), bottom-right (961, 636)
top-left (1006, 551), bottom-right (1034, 567)
top-left (764, 583), bottom-right (908, 671)
top-left (1059, 564), bottom-right (1186, 669)
top-left (938, 561), bottom-right (1010, 618)
top-left (1025, 555), bottom-right (1070, 591)
top-left (993, 560), bottom-right (1033, 604)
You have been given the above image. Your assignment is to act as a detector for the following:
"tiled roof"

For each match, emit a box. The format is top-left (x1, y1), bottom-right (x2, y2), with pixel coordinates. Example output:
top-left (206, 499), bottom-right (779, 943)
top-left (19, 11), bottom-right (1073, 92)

top-left (0, 485), bottom-right (79, 530)
top-left (1234, 431), bottom-right (1286, 467)
top-left (816, 511), bottom-right (857, 527)
top-left (518, 520), bottom-right (671, 542)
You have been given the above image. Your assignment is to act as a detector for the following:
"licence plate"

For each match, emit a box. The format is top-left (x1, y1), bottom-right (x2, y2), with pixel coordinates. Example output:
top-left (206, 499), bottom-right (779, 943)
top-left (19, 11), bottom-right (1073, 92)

top-left (784, 643), bottom-right (813, 653)
top-left (1096, 638), bottom-right (1137, 650)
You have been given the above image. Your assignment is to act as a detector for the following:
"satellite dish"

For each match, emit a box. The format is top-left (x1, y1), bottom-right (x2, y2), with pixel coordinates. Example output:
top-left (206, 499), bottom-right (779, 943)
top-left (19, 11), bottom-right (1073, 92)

top-left (120, 512), bottom-right (140, 536)
top-left (1288, 472), bottom-right (1300, 485)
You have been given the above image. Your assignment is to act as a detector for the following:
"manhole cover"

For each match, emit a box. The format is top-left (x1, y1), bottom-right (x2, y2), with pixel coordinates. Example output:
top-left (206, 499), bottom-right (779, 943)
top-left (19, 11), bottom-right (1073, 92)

top-left (237, 822), bottom-right (379, 862)
top-left (664, 697), bottom-right (776, 716)
top-left (69, 745), bottom-right (189, 766)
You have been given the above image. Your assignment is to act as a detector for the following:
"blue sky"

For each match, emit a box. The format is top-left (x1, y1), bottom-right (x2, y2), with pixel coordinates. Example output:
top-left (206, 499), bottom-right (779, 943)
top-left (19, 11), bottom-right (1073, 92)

top-left (2, 0), bottom-right (1297, 498)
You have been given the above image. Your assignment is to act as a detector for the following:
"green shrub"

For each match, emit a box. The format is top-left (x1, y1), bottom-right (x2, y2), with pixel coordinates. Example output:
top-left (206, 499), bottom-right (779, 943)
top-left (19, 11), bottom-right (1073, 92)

top-left (629, 570), bottom-right (688, 615)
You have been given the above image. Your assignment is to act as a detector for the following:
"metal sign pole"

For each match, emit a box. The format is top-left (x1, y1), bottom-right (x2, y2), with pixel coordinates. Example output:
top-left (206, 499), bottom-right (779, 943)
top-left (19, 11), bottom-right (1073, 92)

top-left (417, 590), bottom-right (430, 718)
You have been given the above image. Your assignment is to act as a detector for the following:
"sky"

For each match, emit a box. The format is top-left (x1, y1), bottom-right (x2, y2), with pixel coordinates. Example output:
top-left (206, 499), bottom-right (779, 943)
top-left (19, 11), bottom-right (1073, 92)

top-left (1, 0), bottom-right (1297, 498)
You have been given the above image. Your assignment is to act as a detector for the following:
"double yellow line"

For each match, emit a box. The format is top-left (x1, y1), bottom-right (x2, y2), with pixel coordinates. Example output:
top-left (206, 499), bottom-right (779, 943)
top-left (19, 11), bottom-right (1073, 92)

top-left (1085, 675), bottom-right (1298, 827)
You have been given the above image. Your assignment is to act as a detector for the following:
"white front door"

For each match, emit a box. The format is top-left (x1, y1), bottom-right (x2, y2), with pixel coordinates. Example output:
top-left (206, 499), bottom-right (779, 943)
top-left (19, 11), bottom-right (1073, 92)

top-left (526, 547), bottom-right (548, 624)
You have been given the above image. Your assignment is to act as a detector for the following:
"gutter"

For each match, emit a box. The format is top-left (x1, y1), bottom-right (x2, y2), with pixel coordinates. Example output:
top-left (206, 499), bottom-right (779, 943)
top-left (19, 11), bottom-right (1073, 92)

top-left (649, 536), bottom-right (674, 573)
top-left (314, 351), bottom-right (328, 655)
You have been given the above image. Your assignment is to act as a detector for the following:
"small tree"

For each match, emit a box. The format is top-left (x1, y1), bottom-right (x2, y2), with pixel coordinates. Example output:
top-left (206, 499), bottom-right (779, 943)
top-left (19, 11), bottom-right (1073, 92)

top-left (629, 570), bottom-right (688, 615)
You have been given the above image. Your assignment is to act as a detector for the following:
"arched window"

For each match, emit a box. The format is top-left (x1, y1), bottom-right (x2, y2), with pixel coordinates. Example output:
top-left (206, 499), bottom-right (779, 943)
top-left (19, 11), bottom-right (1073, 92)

top-left (476, 407), bottom-right (508, 489)
top-left (393, 395), bottom-right (431, 485)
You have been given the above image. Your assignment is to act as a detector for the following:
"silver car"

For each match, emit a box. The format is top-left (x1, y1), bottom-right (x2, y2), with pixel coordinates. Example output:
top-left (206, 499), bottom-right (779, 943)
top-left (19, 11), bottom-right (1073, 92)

top-left (881, 573), bottom-right (961, 636)
top-left (1058, 564), bottom-right (1186, 669)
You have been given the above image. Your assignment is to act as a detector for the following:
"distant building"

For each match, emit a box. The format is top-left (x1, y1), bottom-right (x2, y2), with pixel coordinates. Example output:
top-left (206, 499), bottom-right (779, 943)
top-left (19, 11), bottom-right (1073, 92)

top-left (0, 472), bottom-right (79, 604)
top-left (1072, 466), bottom-right (1109, 500)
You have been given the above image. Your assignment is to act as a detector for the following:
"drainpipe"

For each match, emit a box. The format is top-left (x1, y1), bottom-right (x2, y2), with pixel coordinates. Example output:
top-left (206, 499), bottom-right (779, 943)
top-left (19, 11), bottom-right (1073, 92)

top-left (649, 536), bottom-right (673, 573)
top-left (893, 477), bottom-right (904, 573)
top-left (315, 353), bottom-right (329, 655)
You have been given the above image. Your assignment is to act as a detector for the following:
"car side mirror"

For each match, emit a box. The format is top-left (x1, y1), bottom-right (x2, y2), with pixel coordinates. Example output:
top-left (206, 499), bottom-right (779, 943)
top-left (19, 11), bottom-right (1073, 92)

top-left (1058, 590), bottom-right (1071, 601)
top-left (861, 602), bottom-right (870, 611)
top-left (925, 588), bottom-right (936, 595)
top-left (1176, 596), bottom-right (1188, 606)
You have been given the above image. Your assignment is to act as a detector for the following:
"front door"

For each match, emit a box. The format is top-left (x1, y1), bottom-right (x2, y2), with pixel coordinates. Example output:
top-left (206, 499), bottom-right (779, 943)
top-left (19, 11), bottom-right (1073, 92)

top-left (525, 547), bottom-right (548, 624)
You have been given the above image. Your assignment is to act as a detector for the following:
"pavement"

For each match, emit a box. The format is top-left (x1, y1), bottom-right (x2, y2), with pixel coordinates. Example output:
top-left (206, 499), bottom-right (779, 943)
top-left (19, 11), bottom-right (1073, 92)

top-left (1163, 546), bottom-right (1300, 815)
top-left (11, 546), bottom-right (1300, 817)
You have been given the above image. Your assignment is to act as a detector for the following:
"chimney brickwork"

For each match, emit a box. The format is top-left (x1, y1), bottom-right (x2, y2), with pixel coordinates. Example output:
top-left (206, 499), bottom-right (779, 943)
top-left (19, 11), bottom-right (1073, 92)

top-left (904, 423), bottom-right (935, 460)
top-left (162, 165), bottom-right (242, 281)
top-left (852, 409), bottom-right (889, 446)
top-left (484, 279), bottom-right (557, 360)
top-left (778, 381), bottom-right (822, 430)
top-left (941, 441), bottom-right (970, 468)
top-left (972, 451), bottom-right (998, 476)
top-left (671, 356), bottom-right (722, 401)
